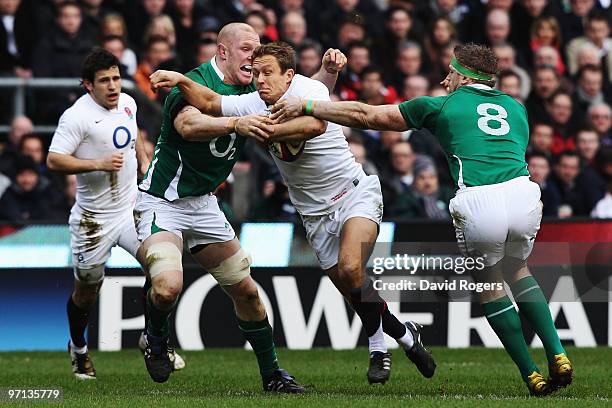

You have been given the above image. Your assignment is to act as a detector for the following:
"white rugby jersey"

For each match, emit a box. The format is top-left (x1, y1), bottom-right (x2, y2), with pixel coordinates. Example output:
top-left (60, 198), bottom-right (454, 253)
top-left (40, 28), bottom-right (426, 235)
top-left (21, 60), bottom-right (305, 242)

top-left (49, 93), bottom-right (138, 213)
top-left (222, 74), bottom-right (365, 215)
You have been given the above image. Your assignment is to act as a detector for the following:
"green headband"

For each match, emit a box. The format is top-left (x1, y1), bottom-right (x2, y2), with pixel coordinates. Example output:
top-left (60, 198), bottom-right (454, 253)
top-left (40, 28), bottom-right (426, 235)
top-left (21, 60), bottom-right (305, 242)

top-left (450, 57), bottom-right (493, 81)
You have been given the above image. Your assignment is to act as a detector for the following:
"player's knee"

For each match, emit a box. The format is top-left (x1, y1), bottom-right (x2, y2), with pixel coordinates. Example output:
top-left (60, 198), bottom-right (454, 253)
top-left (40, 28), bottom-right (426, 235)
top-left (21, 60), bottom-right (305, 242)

top-left (145, 242), bottom-right (183, 278)
top-left (209, 249), bottom-right (252, 286)
top-left (153, 280), bottom-right (183, 307)
top-left (338, 258), bottom-right (363, 287)
top-left (73, 264), bottom-right (105, 284)
top-left (234, 282), bottom-right (261, 308)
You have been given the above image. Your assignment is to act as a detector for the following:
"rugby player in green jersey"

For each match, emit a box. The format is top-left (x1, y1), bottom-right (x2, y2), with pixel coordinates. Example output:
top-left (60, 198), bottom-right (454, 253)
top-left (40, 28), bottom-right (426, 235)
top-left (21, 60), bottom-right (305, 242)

top-left (135, 23), bottom-right (344, 391)
top-left (270, 43), bottom-right (572, 396)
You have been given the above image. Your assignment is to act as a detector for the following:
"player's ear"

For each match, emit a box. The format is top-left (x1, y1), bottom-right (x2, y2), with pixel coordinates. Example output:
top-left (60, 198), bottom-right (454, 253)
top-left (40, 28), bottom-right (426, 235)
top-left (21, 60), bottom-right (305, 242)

top-left (285, 68), bottom-right (294, 84)
top-left (217, 43), bottom-right (227, 60)
top-left (83, 79), bottom-right (93, 93)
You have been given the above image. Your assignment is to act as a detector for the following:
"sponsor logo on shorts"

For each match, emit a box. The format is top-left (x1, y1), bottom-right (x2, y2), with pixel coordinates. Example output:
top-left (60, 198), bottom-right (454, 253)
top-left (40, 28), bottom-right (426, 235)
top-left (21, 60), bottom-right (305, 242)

top-left (331, 189), bottom-right (348, 203)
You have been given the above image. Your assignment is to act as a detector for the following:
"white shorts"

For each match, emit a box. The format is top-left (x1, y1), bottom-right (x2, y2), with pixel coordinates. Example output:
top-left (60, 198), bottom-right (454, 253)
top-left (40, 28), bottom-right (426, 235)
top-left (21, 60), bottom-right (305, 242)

top-left (302, 175), bottom-right (384, 270)
top-left (448, 176), bottom-right (542, 267)
top-left (134, 191), bottom-right (236, 250)
top-left (69, 204), bottom-right (140, 281)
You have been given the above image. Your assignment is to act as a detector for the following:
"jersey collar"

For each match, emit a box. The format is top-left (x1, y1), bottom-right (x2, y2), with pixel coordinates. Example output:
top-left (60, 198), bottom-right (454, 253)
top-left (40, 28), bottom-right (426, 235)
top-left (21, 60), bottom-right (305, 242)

top-left (466, 83), bottom-right (492, 90)
top-left (211, 55), bottom-right (224, 81)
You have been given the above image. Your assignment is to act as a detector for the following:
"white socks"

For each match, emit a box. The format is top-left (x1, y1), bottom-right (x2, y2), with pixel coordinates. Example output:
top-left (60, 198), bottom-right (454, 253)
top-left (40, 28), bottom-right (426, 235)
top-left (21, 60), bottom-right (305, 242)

top-left (396, 326), bottom-right (414, 350)
top-left (70, 339), bottom-right (88, 355)
top-left (368, 321), bottom-right (387, 354)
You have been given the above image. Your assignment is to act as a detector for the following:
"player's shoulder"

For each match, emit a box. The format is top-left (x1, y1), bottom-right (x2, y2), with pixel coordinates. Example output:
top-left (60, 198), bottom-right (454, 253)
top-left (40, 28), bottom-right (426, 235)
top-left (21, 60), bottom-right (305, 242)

top-left (119, 92), bottom-right (136, 106)
top-left (61, 94), bottom-right (93, 121)
top-left (289, 74), bottom-right (327, 97)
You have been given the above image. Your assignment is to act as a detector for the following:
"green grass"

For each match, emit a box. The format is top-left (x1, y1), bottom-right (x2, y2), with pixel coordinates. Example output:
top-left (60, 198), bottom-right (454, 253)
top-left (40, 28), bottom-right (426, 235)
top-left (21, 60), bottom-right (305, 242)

top-left (0, 347), bottom-right (609, 407)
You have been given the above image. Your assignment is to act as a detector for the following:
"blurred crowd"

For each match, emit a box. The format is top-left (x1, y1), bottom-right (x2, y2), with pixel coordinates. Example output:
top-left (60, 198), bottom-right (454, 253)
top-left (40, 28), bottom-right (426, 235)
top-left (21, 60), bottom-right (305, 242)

top-left (1, 0), bottom-right (612, 224)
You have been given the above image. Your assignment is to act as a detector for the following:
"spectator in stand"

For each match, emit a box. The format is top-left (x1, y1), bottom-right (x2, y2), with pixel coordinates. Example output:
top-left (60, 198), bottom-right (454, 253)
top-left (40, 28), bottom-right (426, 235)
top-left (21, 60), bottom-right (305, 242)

top-left (591, 180), bottom-right (612, 218)
top-left (493, 43), bottom-right (531, 101)
top-left (526, 65), bottom-right (560, 125)
top-left (99, 13), bottom-right (138, 77)
top-left (358, 66), bottom-right (399, 106)
top-left (338, 41), bottom-right (370, 100)
top-left (381, 141), bottom-right (416, 207)
top-left (195, 16), bottom-right (220, 44)
top-left (169, 0), bottom-right (205, 69)
top-left (348, 135), bottom-right (378, 176)
top-left (80, 0), bottom-right (111, 32)
top-left (317, 0), bottom-right (382, 50)
top-left (588, 102), bottom-right (612, 146)
top-left (389, 155), bottom-right (452, 220)
top-left (413, 0), bottom-right (474, 43)
top-left (573, 64), bottom-right (608, 120)
top-left (549, 150), bottom-right (605, 217)
top-left (297, 40), bottom-right (322, 77)
top-left (335, 15), bottom-right (366, 51)
top-left (423, 16), bottom-right (456, 80)
top-left (533, 45), bottom-right (564, 76)
top-left (123, 0), bottom-right (168, 55)
top-left (0, 115), bottom-right (32, 178)
top-left (194, 38), bottom-right (216, 65)
top-left (484, 9), bottom-right (511, 48)
top-left (591, 147), bottom-right (612, 217)
top-left (546, 90), bottom-right (581, 155)
top-left (144, 14), bottom-right (176, 51)
top-left (525, 16), bottom-right (565, 73)
top-left (559, 0), bottom-right (598, 46)
top-left (0, 0), bottom-right (35, 78)
top-left (576, 128), bottom-right (601, 165)
top-left (134, 36), bottom-right (173, 101)
top-left (402, 75), bottom-right (430, 101)
top-left (32, 1), bottom-right (95, 78)
top-left (245, 10), bottom-right (276, 44)
top-left (19, 132), bottom-right (65, 208)
top-left (527, 152), bottom-right (560, 216)
top-left (566, 10), bottom-right (612, 77)
top-left (527, 121), bottom-right (555, 158)
top-left (32, 1), bottom-right (96, 121)
top-left (498, 70), bottom-right (523, 103)
top-left (372, 6), bottom-right (422, 77)
top-left (0, 155), bottom-right (54, 221)
top-left (511, 0), bottom-right (562, 54)
top-left (101, 35), bottom-right (134, 78)
top-left (7, 115), bottom-right (33, 150)
top-left (279, 10), bottom-right (307, 48)
top-left (392, 40), bottom-right (423, 90)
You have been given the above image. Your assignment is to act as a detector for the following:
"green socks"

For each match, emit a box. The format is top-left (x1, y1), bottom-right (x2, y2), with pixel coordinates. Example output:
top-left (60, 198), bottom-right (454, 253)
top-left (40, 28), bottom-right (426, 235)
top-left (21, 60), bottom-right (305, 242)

top-left (238, 316), bottom-right (279, 378)
top-left (483, 296), bottom-right (539, 381)
top-left (511, 276), bottom-right (565, 363)
top-left (146, 288), bottom-right (173, 337)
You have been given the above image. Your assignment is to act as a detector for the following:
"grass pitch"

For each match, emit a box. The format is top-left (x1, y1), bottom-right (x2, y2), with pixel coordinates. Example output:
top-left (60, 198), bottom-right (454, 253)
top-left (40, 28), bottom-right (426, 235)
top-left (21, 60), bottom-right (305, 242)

top-left (0, 347), bottom-right (609, 407)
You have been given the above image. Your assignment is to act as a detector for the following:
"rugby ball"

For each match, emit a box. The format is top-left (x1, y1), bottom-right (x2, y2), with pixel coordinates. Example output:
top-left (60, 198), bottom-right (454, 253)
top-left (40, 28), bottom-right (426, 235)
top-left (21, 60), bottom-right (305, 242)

top-left (267, 140), bottom-right (305, 162)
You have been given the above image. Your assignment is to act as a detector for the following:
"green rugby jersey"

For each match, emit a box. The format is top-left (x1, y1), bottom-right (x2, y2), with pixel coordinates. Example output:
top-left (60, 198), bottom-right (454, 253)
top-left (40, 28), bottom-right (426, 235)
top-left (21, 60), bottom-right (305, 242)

top-left (140, 59), bottom-right (256, 200)
top-left (398, 85), bottom-right (530, 189)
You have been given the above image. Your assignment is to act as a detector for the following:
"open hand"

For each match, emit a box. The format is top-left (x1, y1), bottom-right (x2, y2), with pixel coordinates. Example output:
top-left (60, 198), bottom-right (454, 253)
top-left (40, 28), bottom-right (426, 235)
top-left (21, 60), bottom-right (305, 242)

top-left (269, 96), bottom-right (304, 123)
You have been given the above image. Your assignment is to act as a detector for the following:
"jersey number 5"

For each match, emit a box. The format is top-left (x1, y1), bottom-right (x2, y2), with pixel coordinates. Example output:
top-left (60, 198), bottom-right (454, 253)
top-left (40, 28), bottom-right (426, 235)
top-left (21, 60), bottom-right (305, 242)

top-left (476, 103), bottom-right (510, 136)
top-left (209, 133), bottom-right (237, 160)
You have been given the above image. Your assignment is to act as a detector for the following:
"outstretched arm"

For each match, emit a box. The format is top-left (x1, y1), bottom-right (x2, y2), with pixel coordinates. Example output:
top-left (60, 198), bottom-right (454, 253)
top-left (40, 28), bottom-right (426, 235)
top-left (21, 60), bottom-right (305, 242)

top-left (269, 116), bottom-right (327, 142)
top-left (270, 97), bottom-right (409, 131)
top-left (311, 48), bottom-right (347, 93)
top-left (150, 70), bottom-right (222, 115)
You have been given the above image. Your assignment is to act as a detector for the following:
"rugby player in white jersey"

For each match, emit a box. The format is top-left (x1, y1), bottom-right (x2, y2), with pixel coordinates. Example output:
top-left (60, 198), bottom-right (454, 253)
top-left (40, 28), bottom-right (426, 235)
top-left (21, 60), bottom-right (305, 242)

top-left (150, 42), bottom-right (436, 384)
top-left (47, 48), bottom-right (183, 379)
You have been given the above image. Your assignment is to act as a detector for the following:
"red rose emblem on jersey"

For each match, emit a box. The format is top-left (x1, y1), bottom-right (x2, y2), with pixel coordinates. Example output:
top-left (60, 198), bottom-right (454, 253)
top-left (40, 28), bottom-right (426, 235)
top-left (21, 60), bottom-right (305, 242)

top-left (125, 107), bottom-right (133, 119)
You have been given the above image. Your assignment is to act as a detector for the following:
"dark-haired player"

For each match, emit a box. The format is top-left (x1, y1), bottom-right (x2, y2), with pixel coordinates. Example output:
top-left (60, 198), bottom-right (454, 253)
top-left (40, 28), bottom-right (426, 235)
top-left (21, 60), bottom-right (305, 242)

top-left (47, 48), bottom-right (184, 379)
top-left (271, 43), bottom-right (572, 396)
top-left (150, 41), bottom-right (436, 386)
